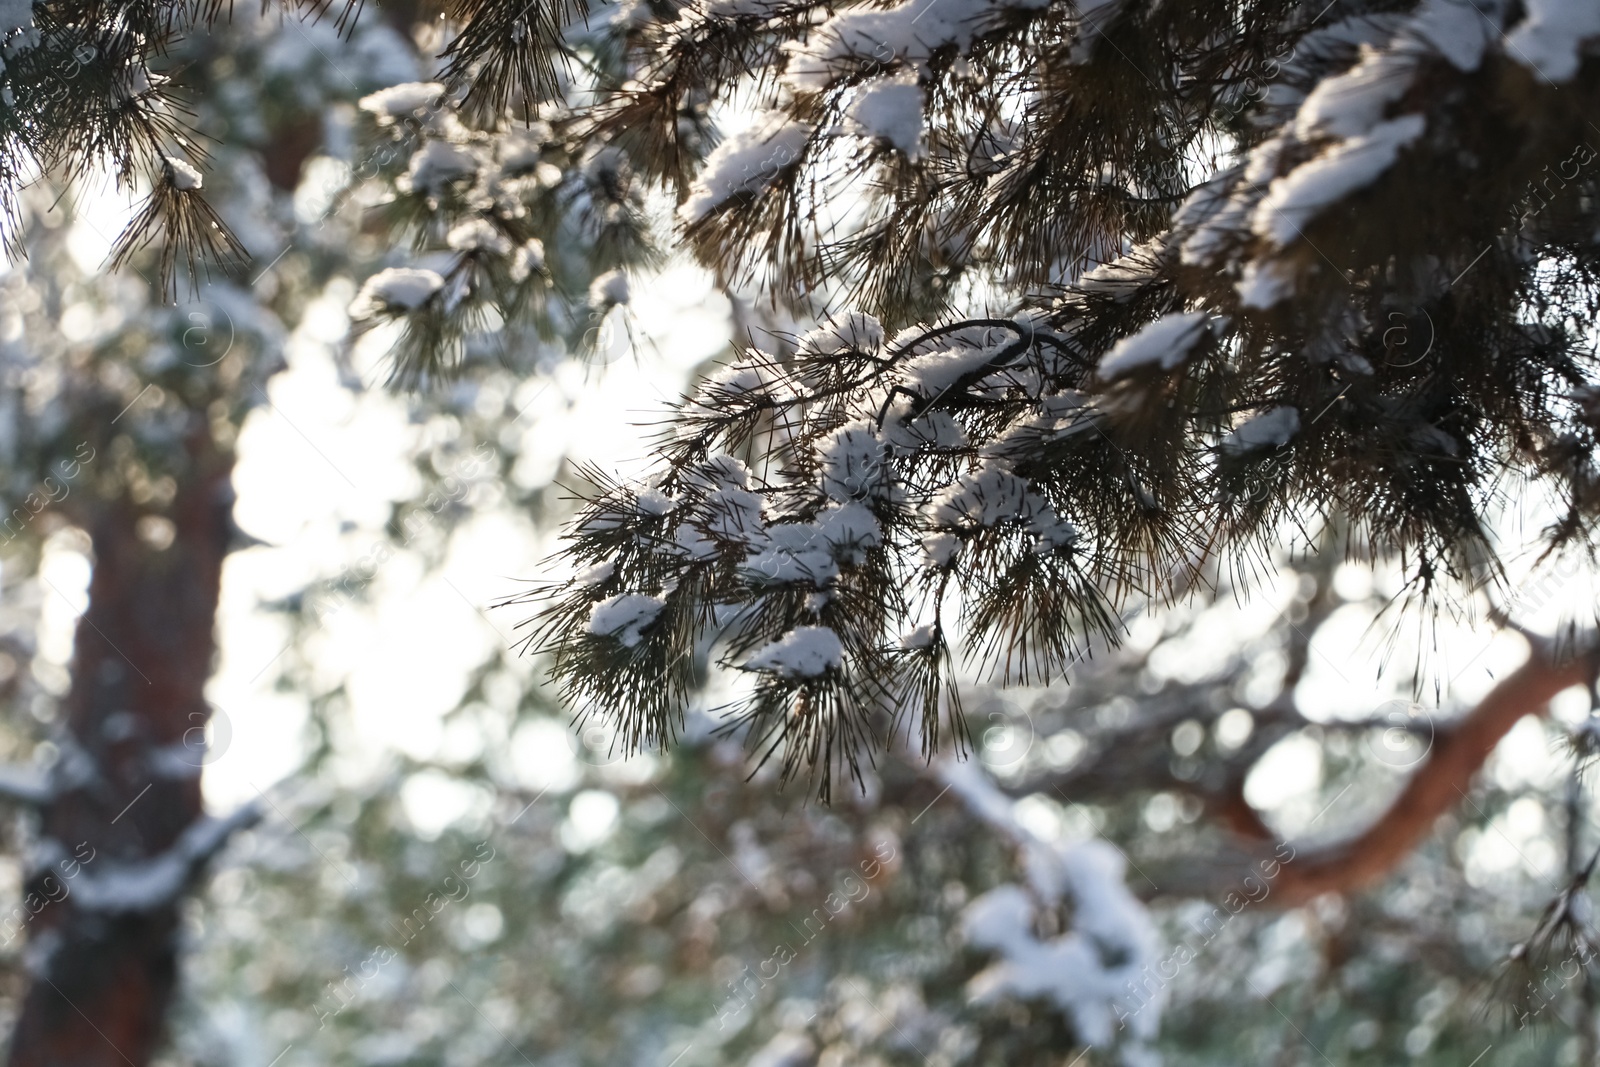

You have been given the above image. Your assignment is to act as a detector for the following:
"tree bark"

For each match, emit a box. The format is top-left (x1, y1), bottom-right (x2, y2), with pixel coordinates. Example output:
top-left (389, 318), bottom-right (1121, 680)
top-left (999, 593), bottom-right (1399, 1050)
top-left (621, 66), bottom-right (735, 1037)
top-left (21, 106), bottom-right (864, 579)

top-left (6, 425), bottom-right (237, 1067)
top-left (1158, 636), bottom-right (1600, 907)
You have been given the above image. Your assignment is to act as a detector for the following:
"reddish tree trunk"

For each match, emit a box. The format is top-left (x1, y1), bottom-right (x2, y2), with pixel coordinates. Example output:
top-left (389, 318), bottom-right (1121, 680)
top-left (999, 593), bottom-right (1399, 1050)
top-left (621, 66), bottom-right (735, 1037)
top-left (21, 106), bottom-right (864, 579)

top-left (7, 427), bottom-right (235, 1067)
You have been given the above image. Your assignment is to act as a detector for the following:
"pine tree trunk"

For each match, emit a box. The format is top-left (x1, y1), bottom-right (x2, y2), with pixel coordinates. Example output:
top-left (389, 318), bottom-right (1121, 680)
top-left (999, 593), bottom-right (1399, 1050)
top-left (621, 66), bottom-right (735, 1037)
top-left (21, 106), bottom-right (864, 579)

top-left (6, 426), bottom-right (235, 1067)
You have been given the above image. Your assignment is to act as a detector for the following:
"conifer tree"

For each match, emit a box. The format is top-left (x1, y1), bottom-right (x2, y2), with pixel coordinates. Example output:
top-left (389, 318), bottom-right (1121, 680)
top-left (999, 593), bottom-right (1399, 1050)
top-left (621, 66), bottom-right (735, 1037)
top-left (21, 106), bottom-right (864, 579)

top-left (8, 0), bottom-right (1600, 1063)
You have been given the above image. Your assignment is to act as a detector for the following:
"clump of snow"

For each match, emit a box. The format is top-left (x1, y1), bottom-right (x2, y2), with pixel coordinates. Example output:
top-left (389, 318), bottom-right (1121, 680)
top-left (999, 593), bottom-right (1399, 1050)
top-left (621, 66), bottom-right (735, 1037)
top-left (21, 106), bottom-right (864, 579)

top-left (674, 522), bottom-right (719, 560)
top-left (1072, 234), bottom-right (1170, 297)
top-left (1253, 114), bottom-right (1425, 247)
top-left (358, 81), bottom-right (445, 122)
top-left (496, 124), bottom-right (552, 173)
top-left (929, 464), bottom-right (1029, 529)
top-left (1506, 0), bottom-right (1600, 83)
top-left (1096, 311), bottom-right (1210, 379)
top-left (1236, 259), bottom-right (1297, 309)
top-left (886, 407), bottom-right (968, 451)
top-left (816, 421), bottom-right (889, 501)
top-left (848, 73), bottom-right (926, 158)
top-left (697, 357), bottom-right (782, 408)
top-left (1292, 51), bottom-right (1417, 141)
top-left (747, 1032), bottom-right (814, 1067)
top-left (696, 485), bottom-right (767, 545)
top-left (634, 487), bottom-right (676, 515)
top-left (447, 218), bottom-right (513, 255)
top-left (589, 270), bottom-right (630, 307)
top-left (0, 0), bottom-right (34, 36)
top-left (349, 268), bottom-right (445, 318)
top-left (742, 523), bottom-right (839, 586)
top-left (798, 312), bottom-right (884, 356)
top-left (1406, 0), bottom-right (1494, 71)
top-left (510, 239), bottom-right (546, 281)
top-left (574, 560), bottom-right (615, 586)
top-left (588, 593), bottom-right (665, 646)
top-left (922, 532), bottom-right (961, 568)
top-left (72, 805), bottom-right (260, 913)
top-left (942, 760), bottom-right (1164, 1049)
top-left (680, 118), bottom-right (814, 224)
top-left (782, 0), bottom-right (1048, 90)
top-left (743, 626), bottom-right (844, 676)
top-left (899, 623), bottom-right (936, 649)
top-left (814, 500), bottom-right (882, 563)
top-left (899, 344), bottom-right (1001, 396)
top-left (164, 157), bottom-right (203, 192)
top-left (695, 0), bottom-right (788, 18)
top-left (1222, 406), bottom-right (1301, 453)
top-left (404, 140), bottom-right (478, 194)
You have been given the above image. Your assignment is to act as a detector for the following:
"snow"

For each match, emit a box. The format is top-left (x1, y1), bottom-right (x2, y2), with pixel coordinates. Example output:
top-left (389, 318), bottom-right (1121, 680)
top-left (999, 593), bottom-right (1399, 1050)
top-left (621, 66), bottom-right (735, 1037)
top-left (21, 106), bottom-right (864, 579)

top-left (1506, 0), bottom-right (1600, 82)
top-left (404, 140), bottom-right (478, 194)
top-left (899, 344), bottom-right (1001, 396)
top-left (748, 1032), bottom-right (814, 1067)
top-left (816, 421), bottom-right (889, 501)
top-left (885, 407), bottom-right (967, 451)
top-left (702, 359), bottom-right (772, 400)
top-left (635, 487), bottom-right (675, 515)
top-left (165, 157), bottom-right (203, 192)
top-left (71, 804), bottom-right (259, 913)
top-left (742, 523), bottom-right (840, 586)
top-left (589, 270), bottom-right (631, 307)
top-left (574, 560), bottom-right (615, 586)
top-left (588, 593), bottom-right (666, 646)
top-left (929, 464), bottom-right (1029, 529)
top-left (0, 763), bottom-right (48, 804)
top-left (680, 118), bottom-right (814, 224)
top-left (1073, 234), bottom-right (1169, 297)
top-left (1028, 506), bottom-right (1079, 553)
top-left (348, 268), bottom-right (445, 318)
top-left (510, 239), bottom-right (546, 281)
top-left (941, 760), bottom-right (1164, 1048)
top-left (899, 623), bottom-right (936, 649)
top-left (695, 0), bottom-right (787, 17)
top-left (447, 218), bottom-right (513, 255)
top-left (742, 625), bottom-right (844, 677)
top-left (849, 74), bottom-right (926, 158)
top-left (690, 454), bottom-right (755, 492)
top-left (0, 0), bottom-right (32, 36)
top-left (798, 312), bottom-right (884, 356)
top-left (1406, 0), bottom-right (1494, 70)
top-left (497, 125), bottom-right (551, 174)
top-left (1096, 311), bottom-right (1209, 379)
top-left (1252, 114), bottom-right (1426, 248)
top-left (1293, 51), bottom-right (1417, 141)
top-left (674, 522), bottom-right (719, 560)
top-left (696, 485), bottom-right (767, 545)
top-left (1222, 405), bottom-right (1301, 453)
top-left (1235, 259), bottom-right (1297, 309)
top-left (358, 81), bottom-right (444, 122)
top-left (814, 500), bottom-right (882, 563)
top-left (782, 0), bottom-right (1049, 90)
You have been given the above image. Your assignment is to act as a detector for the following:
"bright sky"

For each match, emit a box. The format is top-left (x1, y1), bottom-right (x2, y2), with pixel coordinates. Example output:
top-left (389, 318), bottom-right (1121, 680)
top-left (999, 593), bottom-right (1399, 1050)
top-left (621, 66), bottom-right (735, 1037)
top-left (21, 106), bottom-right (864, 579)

top-left (205, 261), bottom-right (728, 810)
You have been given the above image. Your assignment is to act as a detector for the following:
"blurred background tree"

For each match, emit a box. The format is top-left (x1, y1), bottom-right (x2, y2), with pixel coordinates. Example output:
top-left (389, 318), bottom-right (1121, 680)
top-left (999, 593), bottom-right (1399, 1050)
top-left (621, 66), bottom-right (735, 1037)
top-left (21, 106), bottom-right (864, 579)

top-left (1, 1), bottom-right (1600, 1067)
